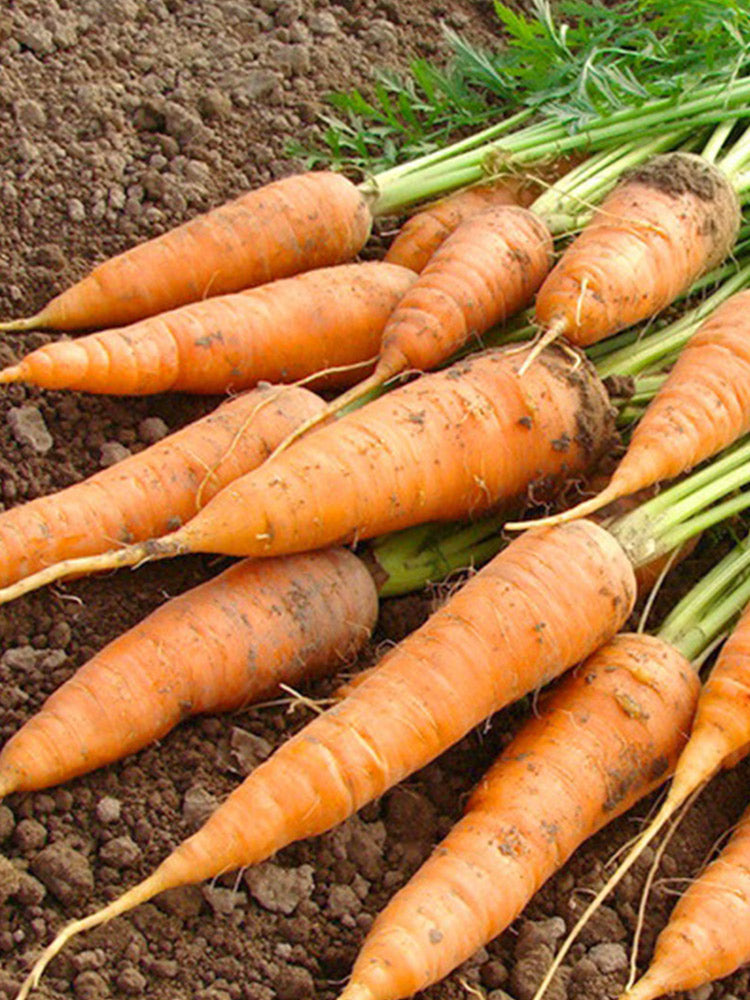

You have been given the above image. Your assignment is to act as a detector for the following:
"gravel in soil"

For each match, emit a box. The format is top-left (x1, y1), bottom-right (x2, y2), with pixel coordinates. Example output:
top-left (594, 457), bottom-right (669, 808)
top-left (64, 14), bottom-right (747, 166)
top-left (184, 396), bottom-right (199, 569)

top-left (1, 3), bottom-right (749, 1000)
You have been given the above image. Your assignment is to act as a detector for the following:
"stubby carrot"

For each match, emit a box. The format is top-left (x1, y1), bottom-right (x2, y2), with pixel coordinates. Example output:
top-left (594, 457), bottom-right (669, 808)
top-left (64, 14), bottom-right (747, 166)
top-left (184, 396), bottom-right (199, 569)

top-left (0, 262), bottom-right (416, 395)
top-left (0, 383), bottom-right (325, 590)
top-left (383, 176), bottom-right (541, 272)
top-left (337, 634), bottom-right (700, 1000)
top-left (276, 204), bottom-right (554, 449)
top-left (0, 171), bottom-right (372, 332)
top-left (0, 343), bottom-right (615, 603)
top-left (621, 802), bottom-right (750, 1000)
top-left (510, 288), bottom-right (750, 529)
top-left (14, 519), bottom-right (638, 998)
top-left (533, 152), bottom-right (740, 349)
top-left (0, 548), bottom-right (378, 798)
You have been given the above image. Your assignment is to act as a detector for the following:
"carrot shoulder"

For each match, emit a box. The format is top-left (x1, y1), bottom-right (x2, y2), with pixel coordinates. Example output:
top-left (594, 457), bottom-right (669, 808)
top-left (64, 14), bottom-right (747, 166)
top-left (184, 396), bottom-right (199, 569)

top-left (0, 171), bottom-right (372, 332)
top-left (0, 548), bottom-right (378, 798)
top-left (534, 152), bottom-right (740, 347)
top-left (338, 633), bottom-right (700, 1000)
top-left (511, 287), bottom-right (750, 528)
top-left (16, 519), bottom-right (637, 995)
top-left (0, 383), bottom-right (324, 589)
top-left (0, 262), bottom-right (416, 395)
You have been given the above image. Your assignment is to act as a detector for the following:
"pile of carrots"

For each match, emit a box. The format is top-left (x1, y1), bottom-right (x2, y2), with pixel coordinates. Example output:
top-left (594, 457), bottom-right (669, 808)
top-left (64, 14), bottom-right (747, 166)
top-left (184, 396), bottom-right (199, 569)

top-left (5, 118), bottom-right (750, 1000)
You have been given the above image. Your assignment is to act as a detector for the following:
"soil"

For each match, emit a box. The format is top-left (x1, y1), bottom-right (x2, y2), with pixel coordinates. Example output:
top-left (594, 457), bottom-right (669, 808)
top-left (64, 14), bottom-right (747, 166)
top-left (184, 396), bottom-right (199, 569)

top-left (0, 3), bottom-right (749, 1000)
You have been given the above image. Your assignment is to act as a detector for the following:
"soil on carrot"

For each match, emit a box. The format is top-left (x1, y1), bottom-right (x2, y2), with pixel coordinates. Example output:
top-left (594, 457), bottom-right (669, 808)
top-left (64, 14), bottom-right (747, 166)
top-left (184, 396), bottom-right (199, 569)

top-left (1, 3), bottom-right (749, 1000)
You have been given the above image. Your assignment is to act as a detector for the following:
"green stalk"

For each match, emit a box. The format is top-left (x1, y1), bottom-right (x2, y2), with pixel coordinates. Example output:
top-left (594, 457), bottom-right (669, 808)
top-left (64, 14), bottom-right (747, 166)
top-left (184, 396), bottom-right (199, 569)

top-left (658, 529), bottom-right (750, 660)
top-left (610, 437), bottom-right (750, 568)
top-left (364, 76), bottom-right (750, 214)
top-left (367, 513), bottom-right (507, 597)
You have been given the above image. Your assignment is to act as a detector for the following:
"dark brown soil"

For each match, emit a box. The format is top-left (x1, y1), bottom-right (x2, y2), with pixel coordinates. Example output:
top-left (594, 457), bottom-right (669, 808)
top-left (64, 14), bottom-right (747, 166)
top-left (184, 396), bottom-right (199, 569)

top-left (1, 4), bottom-right (749, 1000)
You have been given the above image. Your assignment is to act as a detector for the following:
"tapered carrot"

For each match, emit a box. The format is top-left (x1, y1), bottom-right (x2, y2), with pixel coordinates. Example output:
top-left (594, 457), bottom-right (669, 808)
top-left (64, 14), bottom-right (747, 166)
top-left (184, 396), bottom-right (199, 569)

top-left (275, 204), bottom-right (555, 450)
top-left (383, 177), bottom-right (541, 272)
top-left (0, 343), bottom-right (615, 603)
top-left (0, 383), bottom-right (324, 590)
top-left (14, 518), bottom-right (638, 998)
top-left (0, 171), bottom-right (373, 332)
top-left (621, 802), bottom-right (750, 1000)
top-left (0, 548), bottom-right (378, 798)
top-left (508, 287), bottom-right (750, 529)
top-left (533, 151), bottom-right (741, 350)
top-left (337, 633), bottom-right (700, 1000)
top-left (0, 262), bottom-right (416, 395)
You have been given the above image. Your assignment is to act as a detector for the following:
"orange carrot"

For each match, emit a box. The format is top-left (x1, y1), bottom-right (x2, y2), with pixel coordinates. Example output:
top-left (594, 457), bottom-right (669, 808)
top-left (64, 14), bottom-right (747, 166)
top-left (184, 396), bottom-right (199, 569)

top-left (276, 204), bottom-right (555, 450)
top-left (0, 343), bottom-right (615, 603)
top-left (621, 802), bottom-right (750, 1000)
top-left (14, 518), bottom-right (638, 997)
top-left (0, 383), bottom-right (324, 590)
top-left (512, 288), bottom-right (750, 528)
top-left (383, 176), bottom-right (541, 272)
top-left (337, 633), bottom-right (699, 1000)
top-left (0, 548), bottom-right (377, 798)
top-left (0, 262), bottom-right (416, 395)
top-left (0, 171), bottom-right (372, 332)
top-left (534, 152), bottom-right (740, 349)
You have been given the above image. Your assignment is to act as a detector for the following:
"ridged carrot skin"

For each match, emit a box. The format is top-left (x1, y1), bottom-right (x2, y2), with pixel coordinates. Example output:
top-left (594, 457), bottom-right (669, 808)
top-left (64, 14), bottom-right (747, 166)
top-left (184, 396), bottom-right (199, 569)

top-left (339, 634), bottom-right (700, 1000)
top-left (1, 171), bottom-right (372, 332)
top-left (154, 343), bottom-right (613, 559)
top-left (375, 205), bottom-right (553, 382)
top-left (383, 178), bottom-right (540, 273)
top-left (0, 383), bottom-right (324, 589)
top-left (0, 262), bottom-right (416, 395)
top-left (16, 519), bottom-right (637, 995)
top-left (535, 152), bottom-right (741, 346)
top-left (0, 548), bottom-right (378, 798)
top-left (622, 804), bottom-right (750, 1000)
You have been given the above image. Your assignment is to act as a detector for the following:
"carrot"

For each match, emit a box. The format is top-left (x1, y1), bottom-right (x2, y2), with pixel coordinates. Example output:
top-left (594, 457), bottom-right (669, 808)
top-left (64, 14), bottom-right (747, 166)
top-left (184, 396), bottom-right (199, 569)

top-left (533, 151), bottom-right (740, 350)
top-left (0, 382), bottom-right (324, 590)
top-left (0, 343), bottom-right (615, 603)
top-left (337, 633), bottom-right (700, 1000)
top-left (0, 548), bottom-right (377, 798)
top-left (621, 801), bottom-right (750, 1000)
top-left (383, 176), bottom-right (541, 272)
top-left (508, 288), bottom-right (750, 529)
top-left (0, 171), bottom-right (372, 332)
top-left (0, 262), bottom-right (416, 395)
top-left (275, 204), bottom-right (555, 451)
top-left (14, 518), bottom-right (638, 998)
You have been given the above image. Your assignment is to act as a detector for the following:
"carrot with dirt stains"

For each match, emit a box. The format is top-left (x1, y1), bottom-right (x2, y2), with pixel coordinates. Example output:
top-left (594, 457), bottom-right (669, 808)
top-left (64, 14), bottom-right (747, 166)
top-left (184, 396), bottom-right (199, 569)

top-left (0, 343), bottom-right (615, 603)
top-left (336, 633), bottom-right (699, 1000)
top-left (0, 548), bottom-right (378, 798)
top-left (509, 287), bottom-right (750, 529)
top-left (13, 518), bottom-right (638, 999)
top-left (531, 151), bottom-right (741, 357)
top-left (0, 383), bottom-right (324, 590)
top-left (0, 171), bottom-right (372, 332)
top-left (0, 262), bottom-right (416, 395)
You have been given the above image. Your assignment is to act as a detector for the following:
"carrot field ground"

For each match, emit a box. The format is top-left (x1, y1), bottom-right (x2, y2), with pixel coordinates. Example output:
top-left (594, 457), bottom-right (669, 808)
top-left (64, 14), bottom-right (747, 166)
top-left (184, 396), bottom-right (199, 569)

top-left (1, 2), bottom-right (750, 999)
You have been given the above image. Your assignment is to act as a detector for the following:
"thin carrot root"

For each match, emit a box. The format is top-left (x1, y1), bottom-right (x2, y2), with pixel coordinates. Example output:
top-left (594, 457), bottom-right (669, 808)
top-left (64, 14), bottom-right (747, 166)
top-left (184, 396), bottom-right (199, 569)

top-left (505, 480), bottom-right (622, 531)
top-left (0, 365), bottom-right (24, 383)
top-left (16, 872), bottom-right (166, 1000)
top-left (516, 317), bottom-right (568, 376)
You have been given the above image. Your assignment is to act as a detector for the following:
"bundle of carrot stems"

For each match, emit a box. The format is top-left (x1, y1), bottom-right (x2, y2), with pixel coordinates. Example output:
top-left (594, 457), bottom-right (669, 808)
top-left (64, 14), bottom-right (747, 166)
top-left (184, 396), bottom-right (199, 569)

top-left (6, 2), bottom-right (750, 999)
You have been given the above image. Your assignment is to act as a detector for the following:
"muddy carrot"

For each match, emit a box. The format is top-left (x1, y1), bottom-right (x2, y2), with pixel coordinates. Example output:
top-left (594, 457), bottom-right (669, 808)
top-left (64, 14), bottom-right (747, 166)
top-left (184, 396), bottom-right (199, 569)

top-left (0, 172), bottom-right (373, 332)
top-left (0, 548), bottom-right (378, 798)
top-left (0, 343), bottom-right (615, 604)
top-left (337, 633), bottom-right (700, 1000)
top-left (0, 262), bottom-right (416, 395)
top-left (0, 383), bottom-right (325, 590)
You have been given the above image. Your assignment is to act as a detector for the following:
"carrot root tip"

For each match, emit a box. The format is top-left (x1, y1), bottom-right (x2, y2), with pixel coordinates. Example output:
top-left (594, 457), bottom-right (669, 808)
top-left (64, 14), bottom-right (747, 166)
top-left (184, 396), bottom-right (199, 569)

top-left (0, 316), bottom-right (43, 333)
top-left (0, 365), bottom-right (24, 384)
top-left (517, 318), bottom-right (567, 376)
top-left (505, 484), bottom-right (622, 532)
